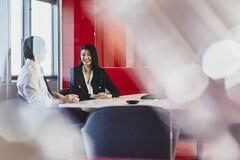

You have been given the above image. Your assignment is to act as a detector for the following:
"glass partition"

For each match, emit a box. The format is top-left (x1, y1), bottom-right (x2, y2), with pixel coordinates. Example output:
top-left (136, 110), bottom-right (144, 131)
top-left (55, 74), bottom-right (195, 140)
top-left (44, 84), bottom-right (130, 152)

top-left (61, 0), bottom-right (240, 159)
top-left (2, 0), bottom-right (240, 159)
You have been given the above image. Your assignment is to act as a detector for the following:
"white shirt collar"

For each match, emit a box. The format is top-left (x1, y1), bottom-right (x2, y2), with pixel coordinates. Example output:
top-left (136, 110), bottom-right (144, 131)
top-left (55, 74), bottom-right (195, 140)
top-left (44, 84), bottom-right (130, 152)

top-left (82, 66), bottom-right (93, 94)
top-left (25, 59), bottom-right (43, 75)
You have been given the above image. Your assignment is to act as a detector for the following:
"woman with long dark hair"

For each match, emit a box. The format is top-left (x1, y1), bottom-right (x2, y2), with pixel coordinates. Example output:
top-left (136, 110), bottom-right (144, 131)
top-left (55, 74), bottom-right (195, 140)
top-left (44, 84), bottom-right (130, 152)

top-left (70, 44), bottom-right (120, 100)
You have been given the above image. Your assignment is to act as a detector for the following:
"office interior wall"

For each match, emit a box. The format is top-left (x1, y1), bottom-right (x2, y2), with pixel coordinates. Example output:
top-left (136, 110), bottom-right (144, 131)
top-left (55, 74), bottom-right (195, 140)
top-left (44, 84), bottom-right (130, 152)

top-left (94, 18), bottom-right (127, 67)
top-left (62, 0), bottom-right (134, 88)
top-left (62, 0), bottom-right (94, 88)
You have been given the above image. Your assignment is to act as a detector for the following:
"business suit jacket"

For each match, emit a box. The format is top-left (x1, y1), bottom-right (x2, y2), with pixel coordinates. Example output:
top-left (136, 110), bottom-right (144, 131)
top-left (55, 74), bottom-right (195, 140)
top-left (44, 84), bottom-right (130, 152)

top-left (70, 65), bottom-right (120, 100)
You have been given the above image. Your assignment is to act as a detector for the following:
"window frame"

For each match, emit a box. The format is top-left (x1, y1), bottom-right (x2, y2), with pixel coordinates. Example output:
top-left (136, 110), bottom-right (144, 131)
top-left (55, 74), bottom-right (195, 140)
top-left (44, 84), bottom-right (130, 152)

top-left (11, 0), bottom-right (59, 80)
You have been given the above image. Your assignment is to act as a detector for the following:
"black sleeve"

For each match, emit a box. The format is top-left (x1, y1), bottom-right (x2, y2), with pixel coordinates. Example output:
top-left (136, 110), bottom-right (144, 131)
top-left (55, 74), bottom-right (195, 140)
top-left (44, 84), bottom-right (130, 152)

top-left (69, 68), bottom-right (74, 86)
top-left (102, 69), bottom-right (120, 97)
top-left (69, 68), bottom-right (79, 95)
top-left (69, 68), bottom-right (91, 100)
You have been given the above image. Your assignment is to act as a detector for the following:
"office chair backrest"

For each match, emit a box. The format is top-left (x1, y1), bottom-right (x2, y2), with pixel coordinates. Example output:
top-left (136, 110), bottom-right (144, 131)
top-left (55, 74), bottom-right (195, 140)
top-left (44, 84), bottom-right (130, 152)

top-left (82, 106), bottom-right (179, 159)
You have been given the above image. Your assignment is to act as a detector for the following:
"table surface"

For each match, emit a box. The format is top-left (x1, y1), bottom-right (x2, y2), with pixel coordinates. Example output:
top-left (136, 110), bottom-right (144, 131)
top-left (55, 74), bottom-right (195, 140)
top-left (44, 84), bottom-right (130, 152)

top-left (58, 93), bottom-right (183, 109)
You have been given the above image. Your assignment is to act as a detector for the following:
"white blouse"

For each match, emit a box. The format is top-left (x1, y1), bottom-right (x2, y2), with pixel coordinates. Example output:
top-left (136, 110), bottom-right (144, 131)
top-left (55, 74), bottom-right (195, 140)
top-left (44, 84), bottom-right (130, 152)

top-left (82, 66), bottom-right (93, 95)
top-left (17, 59), bottom-right (59, 107)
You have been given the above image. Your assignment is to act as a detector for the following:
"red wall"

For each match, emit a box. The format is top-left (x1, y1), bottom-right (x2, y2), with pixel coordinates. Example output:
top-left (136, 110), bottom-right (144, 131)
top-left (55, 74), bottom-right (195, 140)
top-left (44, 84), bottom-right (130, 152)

top-left (95, 20), bottom-right (126, 67)
top-left (62, 0), bottom-right (94, 88)
top-left (62, 0), bottom-right (135, 92)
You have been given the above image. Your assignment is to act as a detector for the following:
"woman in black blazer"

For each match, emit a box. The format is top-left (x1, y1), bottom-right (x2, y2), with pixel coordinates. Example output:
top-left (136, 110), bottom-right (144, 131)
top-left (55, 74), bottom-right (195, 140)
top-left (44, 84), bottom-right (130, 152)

top-left (70, 44), bottom-right (120, 101)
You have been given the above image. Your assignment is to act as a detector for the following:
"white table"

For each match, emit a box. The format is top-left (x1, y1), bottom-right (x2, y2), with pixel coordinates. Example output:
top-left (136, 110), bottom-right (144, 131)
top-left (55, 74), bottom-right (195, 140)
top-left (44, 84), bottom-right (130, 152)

top-left (58, 93), bottom-right (178, 109)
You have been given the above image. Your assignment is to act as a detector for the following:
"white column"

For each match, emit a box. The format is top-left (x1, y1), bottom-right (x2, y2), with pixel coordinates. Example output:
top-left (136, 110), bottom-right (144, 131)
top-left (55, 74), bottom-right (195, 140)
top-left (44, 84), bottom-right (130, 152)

top-left (0, 0), bottom-right (11, 82)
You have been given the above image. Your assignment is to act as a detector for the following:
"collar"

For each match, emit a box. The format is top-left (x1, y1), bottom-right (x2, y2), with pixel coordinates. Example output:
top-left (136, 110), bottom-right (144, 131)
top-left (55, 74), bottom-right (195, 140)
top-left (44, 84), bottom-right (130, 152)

top-left (25, 59), bottom-right (43, 75)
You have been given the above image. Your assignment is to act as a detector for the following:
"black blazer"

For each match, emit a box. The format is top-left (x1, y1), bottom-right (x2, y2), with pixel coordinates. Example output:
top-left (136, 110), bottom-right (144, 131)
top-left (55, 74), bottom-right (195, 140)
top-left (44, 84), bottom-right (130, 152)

top-left (70, 65), bottom-right (120, 100)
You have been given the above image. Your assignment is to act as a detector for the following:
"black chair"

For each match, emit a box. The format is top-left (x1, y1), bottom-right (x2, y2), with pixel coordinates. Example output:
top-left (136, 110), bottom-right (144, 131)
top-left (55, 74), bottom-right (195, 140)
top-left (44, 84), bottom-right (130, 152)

top-left (229, 123), bottom-right (240, 144)
top-left (82, 106), bottom-right (179, 159)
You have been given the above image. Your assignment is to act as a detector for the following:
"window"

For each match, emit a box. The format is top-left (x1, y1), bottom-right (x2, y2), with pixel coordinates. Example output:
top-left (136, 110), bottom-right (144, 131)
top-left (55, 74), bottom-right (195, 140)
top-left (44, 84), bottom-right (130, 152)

top-left (10, 0), bottom-right (58, 77)
top-left (11, 0), bottom-right (22, 76)
top-left (31, 0), bottom-right (52, 75)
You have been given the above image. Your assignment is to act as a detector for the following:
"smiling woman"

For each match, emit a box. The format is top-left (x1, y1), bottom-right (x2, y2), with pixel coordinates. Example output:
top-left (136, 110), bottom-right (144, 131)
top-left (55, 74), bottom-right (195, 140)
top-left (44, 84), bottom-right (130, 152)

top-left (69, 44), bottom-right (120, 100)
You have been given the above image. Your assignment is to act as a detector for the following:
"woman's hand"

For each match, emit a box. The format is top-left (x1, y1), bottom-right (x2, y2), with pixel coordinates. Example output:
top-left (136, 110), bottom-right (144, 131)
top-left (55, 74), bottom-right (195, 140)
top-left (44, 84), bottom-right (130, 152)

top-left (95, 92), bottom-right (112, 99)
top-left (63, 94), bottom-right (80, 103)
top-left (52, 91), bottom-right (63, 99)
top-left (53, 92), bottom-right (80, 103)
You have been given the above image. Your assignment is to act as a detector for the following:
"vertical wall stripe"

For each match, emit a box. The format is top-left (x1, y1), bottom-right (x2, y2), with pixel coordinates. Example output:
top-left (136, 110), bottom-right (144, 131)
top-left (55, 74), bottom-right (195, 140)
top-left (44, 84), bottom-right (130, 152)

top-left (0, 0), bottom-right (10, 99)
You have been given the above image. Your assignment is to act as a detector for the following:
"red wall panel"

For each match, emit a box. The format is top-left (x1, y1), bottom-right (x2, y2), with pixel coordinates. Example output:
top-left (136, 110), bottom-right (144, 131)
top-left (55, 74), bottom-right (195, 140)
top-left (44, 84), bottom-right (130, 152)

top-left (62, 0), bottom-right (74, 24)
top-left (95, 20), bottom-right (126, 67)
top-left (62, 0), bottom-right (74, 88)
top-left (62, 0), bottom-right (131, 91)
top-left (62, 0), bottom-right (94, 88)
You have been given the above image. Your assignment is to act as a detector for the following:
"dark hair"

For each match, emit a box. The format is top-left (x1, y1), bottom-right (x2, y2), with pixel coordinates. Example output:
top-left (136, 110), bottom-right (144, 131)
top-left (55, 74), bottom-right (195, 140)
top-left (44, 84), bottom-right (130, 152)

top-left (23, 36), bottom-right (45, 60)
top-left (23, 36), bottom-right (35, 60)
top-left (80, 44), bottom-right (99, 69)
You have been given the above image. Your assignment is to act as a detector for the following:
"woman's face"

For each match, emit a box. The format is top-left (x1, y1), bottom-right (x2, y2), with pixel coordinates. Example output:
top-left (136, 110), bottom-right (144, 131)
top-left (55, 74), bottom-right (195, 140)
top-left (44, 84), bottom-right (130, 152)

top-left (33, 36), bottom-right (47, 63)
top-left (36, 47), bottom-right (47, 62)
top-left (81, 49), bottom-right (92, 67)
